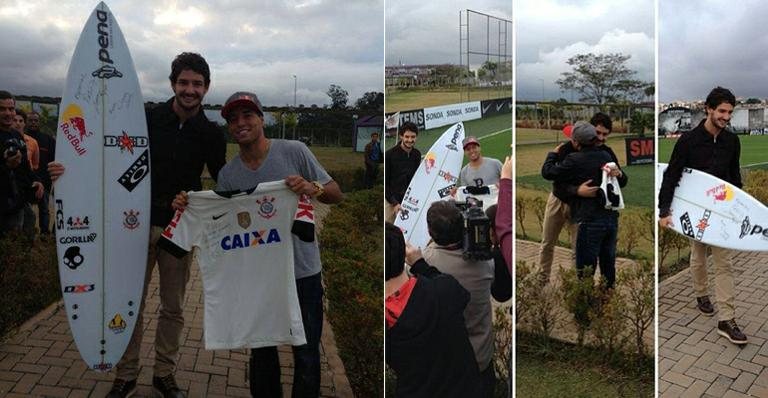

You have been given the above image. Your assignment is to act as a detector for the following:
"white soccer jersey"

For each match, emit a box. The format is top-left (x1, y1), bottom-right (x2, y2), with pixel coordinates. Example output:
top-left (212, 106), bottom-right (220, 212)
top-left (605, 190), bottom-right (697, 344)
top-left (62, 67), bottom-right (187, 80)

top-left (158, 180), bottom-right (307, 350)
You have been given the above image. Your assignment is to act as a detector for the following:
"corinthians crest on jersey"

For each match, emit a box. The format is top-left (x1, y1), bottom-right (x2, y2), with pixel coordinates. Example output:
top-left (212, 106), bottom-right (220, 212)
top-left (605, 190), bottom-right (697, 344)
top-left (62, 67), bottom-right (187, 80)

top-left (256, 195), bottom-right (277, 219)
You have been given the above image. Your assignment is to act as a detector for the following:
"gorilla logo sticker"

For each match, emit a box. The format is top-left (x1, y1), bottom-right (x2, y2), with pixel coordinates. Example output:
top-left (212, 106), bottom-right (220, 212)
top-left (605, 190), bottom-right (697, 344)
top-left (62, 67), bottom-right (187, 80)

top-left (63, 246), bottom-right (85, 270)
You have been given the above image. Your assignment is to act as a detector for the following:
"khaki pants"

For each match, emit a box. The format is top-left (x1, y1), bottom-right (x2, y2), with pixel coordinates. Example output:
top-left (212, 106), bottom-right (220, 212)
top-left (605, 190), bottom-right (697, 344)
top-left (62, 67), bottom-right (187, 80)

top-left (690, 240), bottom-right (735, 321)
top-left (538, 192), bottom-right (578, 283)
top-left (116, 226), bottom-right (192, 380)
top-left (384, 199), bottom-right (398, 224)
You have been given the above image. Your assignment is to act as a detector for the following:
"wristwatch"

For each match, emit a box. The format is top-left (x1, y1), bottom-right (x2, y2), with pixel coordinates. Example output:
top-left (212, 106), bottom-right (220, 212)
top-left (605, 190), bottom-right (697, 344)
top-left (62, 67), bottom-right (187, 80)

top-left (311, 181), bottom-right (325, 197)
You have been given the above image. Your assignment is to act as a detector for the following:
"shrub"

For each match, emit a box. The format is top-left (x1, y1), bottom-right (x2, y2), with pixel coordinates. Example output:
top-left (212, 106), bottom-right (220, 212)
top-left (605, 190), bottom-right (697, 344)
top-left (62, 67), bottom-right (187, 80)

top-left (319, 186), bottom-right (383, 397)
top-left (560, 266), bottom-right (596, 346)
top-left (617, 261), bottom-right (654, 363)
top-left (516, 197), bottom-right (528, 238)
top-left (492, 306), bottom-right (512, 398)
top-left (0, 233), bottom-right (60, 338)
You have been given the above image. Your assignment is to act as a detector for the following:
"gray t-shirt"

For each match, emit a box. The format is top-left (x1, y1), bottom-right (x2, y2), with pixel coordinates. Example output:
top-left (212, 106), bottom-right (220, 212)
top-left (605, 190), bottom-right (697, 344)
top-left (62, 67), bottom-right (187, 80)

top-left (216, 139), bottom-right (332, 279)
top-left (459, 157), bottom-right (502, 187)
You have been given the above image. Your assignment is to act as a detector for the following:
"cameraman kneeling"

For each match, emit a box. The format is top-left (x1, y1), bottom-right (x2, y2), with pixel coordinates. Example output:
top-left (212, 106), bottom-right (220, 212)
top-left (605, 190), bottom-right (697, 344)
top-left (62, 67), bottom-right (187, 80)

top-left (422, 201), bottom-right (495, 397)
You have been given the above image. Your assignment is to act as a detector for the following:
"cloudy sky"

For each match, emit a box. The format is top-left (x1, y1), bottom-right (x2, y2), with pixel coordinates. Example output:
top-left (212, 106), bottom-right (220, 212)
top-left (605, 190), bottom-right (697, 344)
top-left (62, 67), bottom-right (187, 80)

top-left (660, 1), bottom-right (768, 103)
top-left (386, 0), bottom-right (512, 67)
top-left (0, 0), bottom-right (383, 107)
top-left (516, 0), bottom-right (653, 102)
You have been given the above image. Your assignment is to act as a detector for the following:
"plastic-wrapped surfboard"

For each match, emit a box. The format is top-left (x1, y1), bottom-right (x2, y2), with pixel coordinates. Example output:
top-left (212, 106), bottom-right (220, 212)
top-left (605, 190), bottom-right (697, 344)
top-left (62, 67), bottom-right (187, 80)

top-left (395, 122), bottom-right (465, 248)
top-left (54, 2), bottom-right (149, 372)
top-left (657, 163), bottom-right (768, 251)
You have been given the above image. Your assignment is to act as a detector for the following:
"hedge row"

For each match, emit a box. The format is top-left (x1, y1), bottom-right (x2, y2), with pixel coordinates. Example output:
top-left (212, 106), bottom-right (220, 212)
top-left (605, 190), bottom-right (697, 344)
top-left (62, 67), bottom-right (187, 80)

top-left (319, 185), bottom-right (384, 397)
top-left (0, 234), bottom-right (60, 337)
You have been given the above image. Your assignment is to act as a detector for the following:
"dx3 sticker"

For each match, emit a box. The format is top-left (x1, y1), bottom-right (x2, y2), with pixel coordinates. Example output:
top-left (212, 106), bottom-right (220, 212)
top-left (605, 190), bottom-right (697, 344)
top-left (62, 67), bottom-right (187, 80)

top-left (64, 284), bottom-right (95, 294)
top-left (117, 149), bottom-right (149, 192)
top-left (695, 210), bottom-right (711, 241)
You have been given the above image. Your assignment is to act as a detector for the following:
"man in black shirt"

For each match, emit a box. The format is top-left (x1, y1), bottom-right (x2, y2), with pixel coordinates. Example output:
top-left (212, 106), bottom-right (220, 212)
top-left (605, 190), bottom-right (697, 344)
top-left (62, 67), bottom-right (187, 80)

top-left (385, 121), bottom-right (421, 223)
top-left (542, 121), bottom-right (624, 288)
top-left (385, 222), bottom-right (482, 397)
top-left (0, 91), bottom-right (42, 236)
top-left (658, 86), bottom-right (746, 345)
top-left (26, 111), bottom-right (55, 236)
top-left (537, 113), bottom-right (627, 284)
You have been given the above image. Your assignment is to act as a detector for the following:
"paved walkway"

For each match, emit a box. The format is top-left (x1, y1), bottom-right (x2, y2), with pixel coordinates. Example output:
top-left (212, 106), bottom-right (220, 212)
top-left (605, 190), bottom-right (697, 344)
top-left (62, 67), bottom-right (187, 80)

top-left (0, 203), bottom-right (354, 397)
top-left (515, 239), bottom-right (653, 347)
top-left (658, 250), bottom-right (768, 398)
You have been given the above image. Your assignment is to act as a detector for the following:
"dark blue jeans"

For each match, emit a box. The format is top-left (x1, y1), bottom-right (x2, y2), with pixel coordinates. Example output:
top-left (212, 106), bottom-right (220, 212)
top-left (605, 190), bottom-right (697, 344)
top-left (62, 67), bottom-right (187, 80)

top-left (575, 216), bottom-right (618, 288)
top-left (250, 272), bottom-right (324, 398)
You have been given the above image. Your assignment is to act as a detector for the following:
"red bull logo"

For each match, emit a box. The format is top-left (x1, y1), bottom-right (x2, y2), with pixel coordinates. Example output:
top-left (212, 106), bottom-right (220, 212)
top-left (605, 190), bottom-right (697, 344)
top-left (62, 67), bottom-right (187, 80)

top-left (60, 104), bottom-right (92, 156)
top-left (705, 184), bottom-right (734, 203)
top-left (424, 152), bottom-right (436, 174)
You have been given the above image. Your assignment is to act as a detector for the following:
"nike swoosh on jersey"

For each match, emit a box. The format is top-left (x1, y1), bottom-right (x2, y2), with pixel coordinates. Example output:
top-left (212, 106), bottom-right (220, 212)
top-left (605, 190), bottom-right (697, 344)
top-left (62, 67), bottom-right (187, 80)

top-left (213, 212), bottom-right (228, 220)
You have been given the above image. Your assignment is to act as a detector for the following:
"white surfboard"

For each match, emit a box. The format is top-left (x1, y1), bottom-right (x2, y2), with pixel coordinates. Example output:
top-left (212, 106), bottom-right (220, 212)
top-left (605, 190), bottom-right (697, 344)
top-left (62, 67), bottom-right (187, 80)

top-left (395, 122), bottom-right (465, 248)
top-left (54, 2), bottom-right (150, 372)
top-left (657, 163), bottom-right (768, 251)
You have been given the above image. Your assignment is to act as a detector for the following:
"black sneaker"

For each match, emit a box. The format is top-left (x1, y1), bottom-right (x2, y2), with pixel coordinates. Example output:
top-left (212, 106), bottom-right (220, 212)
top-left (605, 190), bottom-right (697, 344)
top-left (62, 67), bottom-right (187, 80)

top-left (696, 296), bottom-right (715, 316)
top-left (718, 319), bottom-right (748, 345)
top-left (153, 374), bottom-right (186, 398)
top-left (106, 379), bottom-right (137, 398)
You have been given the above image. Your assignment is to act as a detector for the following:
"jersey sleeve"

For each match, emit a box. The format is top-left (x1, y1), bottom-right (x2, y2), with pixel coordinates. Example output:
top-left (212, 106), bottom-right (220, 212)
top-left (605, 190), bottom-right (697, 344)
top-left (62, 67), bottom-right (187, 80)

top-left (157, 201), bottom-right (204, 258)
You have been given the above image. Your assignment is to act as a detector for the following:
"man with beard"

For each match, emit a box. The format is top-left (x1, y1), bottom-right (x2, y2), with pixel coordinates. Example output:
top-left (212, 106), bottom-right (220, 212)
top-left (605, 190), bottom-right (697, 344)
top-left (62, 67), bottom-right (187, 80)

top-left (385, 122), bottom-right (420, 223)
top-left (659, 86), bottom-right (746, 345)
top-left (50, 53), bottom-right (227, 398)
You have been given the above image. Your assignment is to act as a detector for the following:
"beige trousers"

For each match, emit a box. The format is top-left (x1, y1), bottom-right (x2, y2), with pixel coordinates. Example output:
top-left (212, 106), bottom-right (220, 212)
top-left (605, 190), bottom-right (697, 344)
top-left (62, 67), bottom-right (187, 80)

top-left (690, 240), bottom-right (735, 321)
top-left (116, 226), bottom-right (192, 380)
top-left (538, 192), bottom-right (578, 282)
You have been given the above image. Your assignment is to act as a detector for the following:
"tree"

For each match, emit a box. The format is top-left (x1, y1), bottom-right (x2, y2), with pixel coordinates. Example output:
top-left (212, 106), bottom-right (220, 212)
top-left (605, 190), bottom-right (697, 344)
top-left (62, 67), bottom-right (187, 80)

top-left (644, 84), bottom-right (655, 102)
top-left (556, 53), bottom-right (649, 104)
top-left (480, 61), bottom-right (498, 81)
top-left (354, 92), bottom-right (383, 112)
top-left (326, 84), bottom-right (349, 110)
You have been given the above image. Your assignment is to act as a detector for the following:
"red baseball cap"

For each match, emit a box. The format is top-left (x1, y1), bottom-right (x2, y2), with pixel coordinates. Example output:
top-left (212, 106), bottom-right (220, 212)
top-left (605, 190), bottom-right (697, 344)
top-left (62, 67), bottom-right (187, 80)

top-left (462, 136), bottom-right (480, 149)
top-left (221, 91), bottom-right (264, 120)
top-left (563, 124), bottom-right (573, 138)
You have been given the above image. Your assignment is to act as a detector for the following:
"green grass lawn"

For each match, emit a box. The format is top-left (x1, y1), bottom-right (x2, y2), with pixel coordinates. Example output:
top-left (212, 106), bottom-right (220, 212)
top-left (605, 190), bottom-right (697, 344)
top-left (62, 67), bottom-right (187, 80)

top-left (384, 113), bottom-right (511, 153)
top-left (517, 352), bottom-right (653, 397)
top-left (516, 128), bottom-right (631, 145)
top-left (385, 87), bottom-right (511, 113)
top-left (659, 135), bottom-right (768, 168)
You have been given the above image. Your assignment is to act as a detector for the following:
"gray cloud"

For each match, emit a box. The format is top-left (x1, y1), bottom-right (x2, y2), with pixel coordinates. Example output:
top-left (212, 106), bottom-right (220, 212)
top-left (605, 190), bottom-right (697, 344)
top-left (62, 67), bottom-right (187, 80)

top-left (0, 0), bottom-right (383, 106)
top-left (516, 0), bottom-right (653, 101)
top-left (386, 0), bottom-right (512, 66)
top-left (659, 0), bottom-right (768, 102)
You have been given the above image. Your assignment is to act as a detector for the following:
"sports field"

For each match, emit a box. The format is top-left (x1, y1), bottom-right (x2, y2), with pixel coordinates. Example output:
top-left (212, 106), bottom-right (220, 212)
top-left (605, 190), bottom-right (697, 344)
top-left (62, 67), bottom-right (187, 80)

top-left (517, 128), bottom-right (631, 145)
top-left (385, 86), bottom-right (511, 112)
top-left (384, 113), bottom-right (512, 162)
top-left (659, 135), bottom-right (768, 169)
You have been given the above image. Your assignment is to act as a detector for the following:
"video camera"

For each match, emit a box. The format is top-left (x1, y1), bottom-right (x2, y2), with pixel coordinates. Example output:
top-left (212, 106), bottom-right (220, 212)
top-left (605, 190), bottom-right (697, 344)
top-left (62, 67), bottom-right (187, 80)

top-left (453, 197), bottom-right (492, 261)
top-left (2, 138), bottom-right (23, 159)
